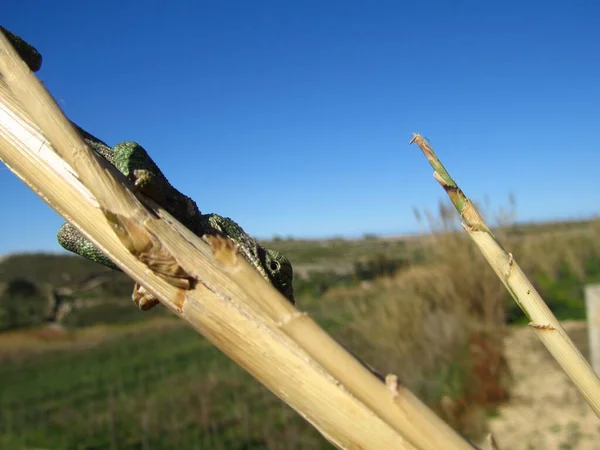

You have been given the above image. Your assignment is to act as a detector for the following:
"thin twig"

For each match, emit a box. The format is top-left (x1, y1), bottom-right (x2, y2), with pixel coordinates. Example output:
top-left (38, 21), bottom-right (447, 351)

top-left (410, 133), bottom-right (600, 417)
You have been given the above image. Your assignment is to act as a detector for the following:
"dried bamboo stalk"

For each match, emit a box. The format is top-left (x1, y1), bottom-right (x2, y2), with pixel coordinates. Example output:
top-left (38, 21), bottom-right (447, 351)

top-left (410, 133), bottom-right (600, 417)
top-left (0, 30), bottom-right (480, 450)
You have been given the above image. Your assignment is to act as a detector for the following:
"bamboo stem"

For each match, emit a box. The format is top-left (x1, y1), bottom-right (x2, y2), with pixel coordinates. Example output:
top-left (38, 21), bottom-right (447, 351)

top-left (410, 133), bottom-right (600, 417)
top-left (0, 29), bottom-right (481, 449)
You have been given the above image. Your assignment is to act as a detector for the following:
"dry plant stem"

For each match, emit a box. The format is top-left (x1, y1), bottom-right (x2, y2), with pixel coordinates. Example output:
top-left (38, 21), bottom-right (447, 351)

top-left (0, 53), bottom-right (408, 450)
top-left (217, 249), bottom-right (480, 450)
top-left (0, 31), bottom-right (480, 450)
top-left (410, 133), bottom-right (600, 417)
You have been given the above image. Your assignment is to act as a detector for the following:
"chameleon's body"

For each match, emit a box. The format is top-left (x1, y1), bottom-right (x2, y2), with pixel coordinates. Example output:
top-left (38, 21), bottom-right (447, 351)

top-left (4, 27), bottom-right (294, 308)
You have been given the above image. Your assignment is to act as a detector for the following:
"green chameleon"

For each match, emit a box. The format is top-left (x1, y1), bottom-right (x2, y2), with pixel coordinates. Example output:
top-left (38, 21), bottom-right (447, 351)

top-left (3, 26), bottom-right (294, 309)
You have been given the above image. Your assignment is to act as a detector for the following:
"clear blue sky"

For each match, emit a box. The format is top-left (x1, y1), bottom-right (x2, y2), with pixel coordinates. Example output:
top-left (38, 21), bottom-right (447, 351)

top-left (2, 1), bottom-right (600, 254)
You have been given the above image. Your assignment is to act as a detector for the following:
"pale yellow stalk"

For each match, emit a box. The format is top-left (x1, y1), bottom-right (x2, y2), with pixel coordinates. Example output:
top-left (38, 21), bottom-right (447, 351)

top-left (410, 133), bottom-right (600, 417)
top-left (0, 31), bottom-right (482, 449)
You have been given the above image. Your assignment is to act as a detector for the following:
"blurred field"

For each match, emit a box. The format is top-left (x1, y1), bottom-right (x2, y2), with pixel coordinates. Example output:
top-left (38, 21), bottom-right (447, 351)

top-left (0, 318), bottom-right (329, 449)
top-left (2, 207), bottom-right (600, 449)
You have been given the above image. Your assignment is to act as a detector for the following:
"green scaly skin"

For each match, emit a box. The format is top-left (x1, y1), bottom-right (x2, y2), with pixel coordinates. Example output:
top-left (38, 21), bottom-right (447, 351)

top-left (4, 26), bottom-right (295, 308)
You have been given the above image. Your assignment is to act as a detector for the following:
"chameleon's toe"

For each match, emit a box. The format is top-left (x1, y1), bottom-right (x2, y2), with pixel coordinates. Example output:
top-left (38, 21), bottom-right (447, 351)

top-left (132, 284), bottom-right (161, 311)
top-left (132, 169), bottom-right (154, 190)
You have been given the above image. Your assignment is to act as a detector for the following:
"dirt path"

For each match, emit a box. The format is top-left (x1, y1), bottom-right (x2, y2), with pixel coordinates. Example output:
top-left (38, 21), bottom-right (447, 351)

top-left (481, 321), bottom-right (600, 449)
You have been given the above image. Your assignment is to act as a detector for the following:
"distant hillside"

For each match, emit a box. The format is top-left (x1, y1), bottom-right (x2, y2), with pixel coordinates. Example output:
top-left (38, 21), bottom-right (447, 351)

top-left (0, 252), bottom-right (120, 287)
top-left (1, 217), bottom-right (599, 331)
top-left (0, 253), bottom-right (148, 330)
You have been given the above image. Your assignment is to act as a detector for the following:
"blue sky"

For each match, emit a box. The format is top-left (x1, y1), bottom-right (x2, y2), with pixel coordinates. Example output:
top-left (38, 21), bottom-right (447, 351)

top-left (2, 1), bottom-right (600, 254)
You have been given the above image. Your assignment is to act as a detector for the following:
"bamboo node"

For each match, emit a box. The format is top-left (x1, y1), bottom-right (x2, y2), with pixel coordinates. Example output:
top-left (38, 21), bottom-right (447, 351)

top-left (385, 374), bottom-right (400, 398)
top-left (529, 322), bottom-right (556, 330)
top-left (276, 311), bottom-right (306, 327)
top-left (505, 253), bottom-right (514, 279)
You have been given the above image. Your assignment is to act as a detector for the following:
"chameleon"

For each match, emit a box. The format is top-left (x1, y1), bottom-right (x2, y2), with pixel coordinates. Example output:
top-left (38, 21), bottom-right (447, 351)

top-left (2, 26), bottom-right (295, 309)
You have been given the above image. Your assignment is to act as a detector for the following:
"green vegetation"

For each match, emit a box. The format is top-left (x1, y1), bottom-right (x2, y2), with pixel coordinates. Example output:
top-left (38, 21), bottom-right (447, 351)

top-left (264, 235), bottom-right (410, 267)
top-left (0, 321), bottom-right (328, 449)
top-left (1, 214), bottom-right (599, 448)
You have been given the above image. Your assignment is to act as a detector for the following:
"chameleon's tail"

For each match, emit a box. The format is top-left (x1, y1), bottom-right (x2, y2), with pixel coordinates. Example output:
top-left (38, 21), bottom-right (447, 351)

top-left (57, 223), bottom-right (121, 271)
top-left (1, 26), bottom-right (42, 72)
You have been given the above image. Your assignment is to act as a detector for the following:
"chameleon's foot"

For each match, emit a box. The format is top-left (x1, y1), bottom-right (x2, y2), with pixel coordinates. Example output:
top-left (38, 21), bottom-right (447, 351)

top-left (111, 142), bottom-right (202, 232)
top-left (112, 142), bottom-right (164, 200)
top-left (132, 283), bottom-right (161, 310)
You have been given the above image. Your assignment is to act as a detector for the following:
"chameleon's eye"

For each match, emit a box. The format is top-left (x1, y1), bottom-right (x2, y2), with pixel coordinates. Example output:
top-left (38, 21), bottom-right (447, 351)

top-left (269, 260), bottom-right (281, 272)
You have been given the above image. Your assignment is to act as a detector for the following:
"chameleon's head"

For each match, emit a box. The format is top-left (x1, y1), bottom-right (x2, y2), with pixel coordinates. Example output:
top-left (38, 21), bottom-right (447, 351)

top-left (206, 214), bottom-right (295, 304)
top-left (263, 248), bottom-right (295, 304)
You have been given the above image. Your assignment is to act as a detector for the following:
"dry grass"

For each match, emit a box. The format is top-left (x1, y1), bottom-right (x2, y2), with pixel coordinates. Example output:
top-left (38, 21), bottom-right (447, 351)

top-left (311, 200), bottom-right (515, 439)
top-left (331, 198), bottom-right (600, 436)
top-left (516, 220), bottom-right (600, 282)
